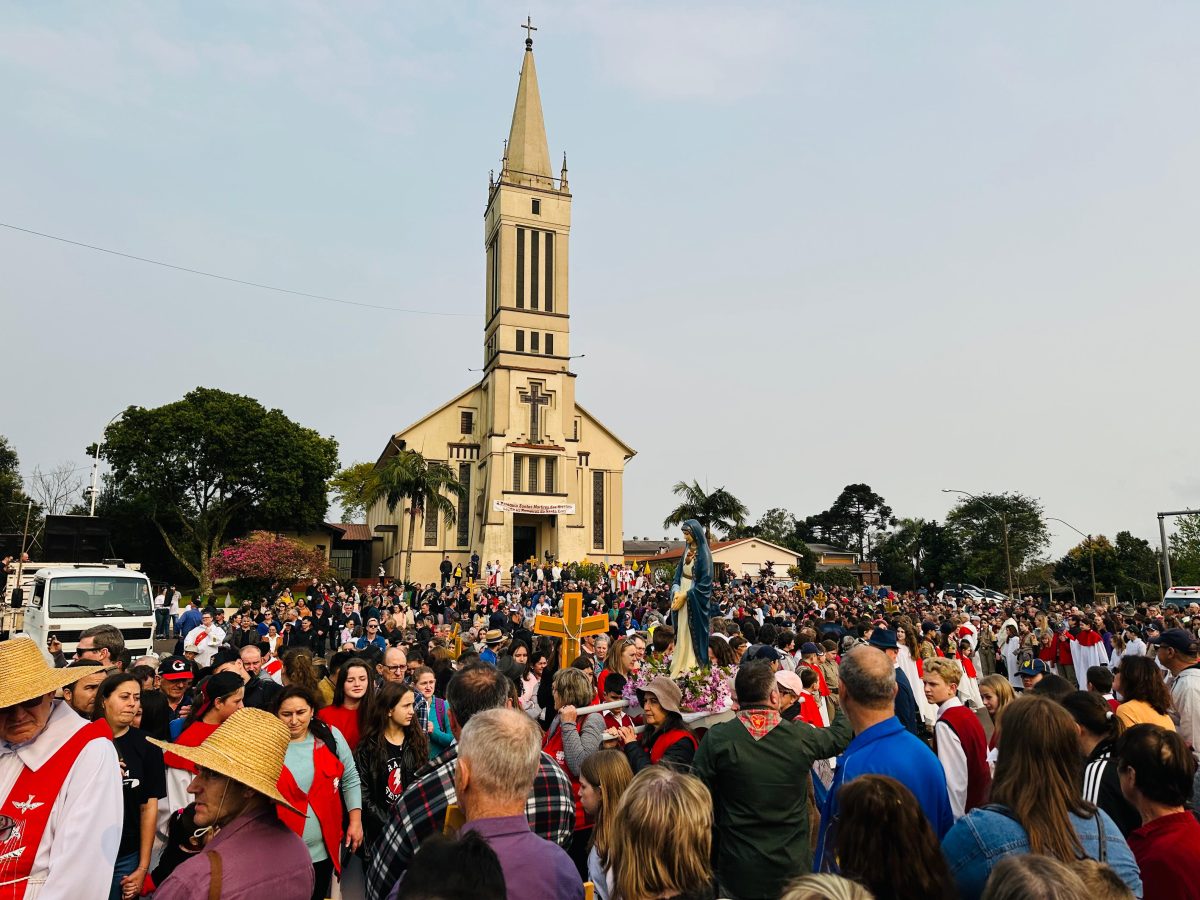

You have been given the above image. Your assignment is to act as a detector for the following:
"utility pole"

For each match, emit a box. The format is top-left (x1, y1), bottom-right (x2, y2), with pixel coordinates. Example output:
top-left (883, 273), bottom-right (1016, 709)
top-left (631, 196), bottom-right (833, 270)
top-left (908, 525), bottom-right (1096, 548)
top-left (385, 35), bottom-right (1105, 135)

top-left (88, 411), bottom-right (125, 516)
top-left (1156, 509), bottom-right (1197, 591)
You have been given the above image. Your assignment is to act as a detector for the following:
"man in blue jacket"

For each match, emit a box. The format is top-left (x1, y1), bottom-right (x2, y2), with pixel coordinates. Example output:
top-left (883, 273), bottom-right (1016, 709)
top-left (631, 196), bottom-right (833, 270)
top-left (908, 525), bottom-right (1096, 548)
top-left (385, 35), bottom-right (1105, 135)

top-left (815, 645), bottom-right (953, 871)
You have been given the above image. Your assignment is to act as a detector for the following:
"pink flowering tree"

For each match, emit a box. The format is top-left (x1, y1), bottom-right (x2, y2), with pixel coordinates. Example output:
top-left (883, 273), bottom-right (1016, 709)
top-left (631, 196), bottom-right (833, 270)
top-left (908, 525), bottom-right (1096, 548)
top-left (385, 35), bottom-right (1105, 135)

top-left (211, 531), bottom-right (331, 596)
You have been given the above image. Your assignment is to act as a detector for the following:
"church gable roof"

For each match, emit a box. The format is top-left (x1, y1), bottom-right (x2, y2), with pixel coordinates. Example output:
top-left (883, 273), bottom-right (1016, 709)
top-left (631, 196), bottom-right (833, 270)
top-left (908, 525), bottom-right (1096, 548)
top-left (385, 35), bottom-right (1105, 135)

top-left (377, 383), bottom-right (482, 464)
top-left (575, 402), bottom-right (636, 459)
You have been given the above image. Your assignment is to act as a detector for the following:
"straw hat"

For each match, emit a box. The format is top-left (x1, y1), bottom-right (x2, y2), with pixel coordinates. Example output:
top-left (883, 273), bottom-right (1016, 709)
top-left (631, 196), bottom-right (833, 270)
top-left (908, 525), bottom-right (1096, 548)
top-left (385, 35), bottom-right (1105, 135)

top-left (0, 636), bottom-right (103, 708)
top-left (484, 629), bottom-right (505, 645)
top-left (149, 707), bottom-right (301, 813)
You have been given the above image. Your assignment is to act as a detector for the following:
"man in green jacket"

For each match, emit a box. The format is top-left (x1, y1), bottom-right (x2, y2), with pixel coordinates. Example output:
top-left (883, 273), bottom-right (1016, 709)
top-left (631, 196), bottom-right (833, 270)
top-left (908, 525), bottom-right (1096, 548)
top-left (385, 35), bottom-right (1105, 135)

top-left (693, 659), bottom-right (852, 899)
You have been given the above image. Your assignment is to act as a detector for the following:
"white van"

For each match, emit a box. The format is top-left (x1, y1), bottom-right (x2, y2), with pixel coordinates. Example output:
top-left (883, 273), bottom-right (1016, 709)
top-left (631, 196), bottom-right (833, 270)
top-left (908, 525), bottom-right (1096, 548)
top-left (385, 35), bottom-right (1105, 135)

top-left (5, 563), bottom-right (156, 660)
top-left (1164, 586), bottom-right (1200, 610)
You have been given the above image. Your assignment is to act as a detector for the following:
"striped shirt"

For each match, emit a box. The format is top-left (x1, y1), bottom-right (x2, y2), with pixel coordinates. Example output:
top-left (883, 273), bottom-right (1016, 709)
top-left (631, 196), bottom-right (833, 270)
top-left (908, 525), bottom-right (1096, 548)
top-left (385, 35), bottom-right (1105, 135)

top-left (1083, 739), bottom-right (1141, 836)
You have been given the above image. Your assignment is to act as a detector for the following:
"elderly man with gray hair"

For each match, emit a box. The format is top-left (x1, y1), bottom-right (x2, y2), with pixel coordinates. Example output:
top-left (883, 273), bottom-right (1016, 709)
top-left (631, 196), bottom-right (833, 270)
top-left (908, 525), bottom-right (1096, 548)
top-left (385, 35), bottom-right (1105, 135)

top-left (452, 709), bottom-right (583, 899)
top-left (814, 646), bottom-right (954, 871)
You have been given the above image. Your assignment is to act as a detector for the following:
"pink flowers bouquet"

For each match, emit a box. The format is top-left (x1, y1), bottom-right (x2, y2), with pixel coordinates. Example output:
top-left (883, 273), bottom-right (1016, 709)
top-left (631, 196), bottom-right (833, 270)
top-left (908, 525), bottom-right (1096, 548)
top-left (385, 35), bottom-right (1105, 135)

top-left (622, 656), bottom-right (736, 714)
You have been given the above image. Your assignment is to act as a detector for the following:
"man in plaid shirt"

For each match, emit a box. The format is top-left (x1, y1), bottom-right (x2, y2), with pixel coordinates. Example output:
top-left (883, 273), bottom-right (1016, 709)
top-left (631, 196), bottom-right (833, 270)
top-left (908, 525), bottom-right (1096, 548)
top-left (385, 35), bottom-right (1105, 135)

top-left (366, 663), bottom-right (574, 900)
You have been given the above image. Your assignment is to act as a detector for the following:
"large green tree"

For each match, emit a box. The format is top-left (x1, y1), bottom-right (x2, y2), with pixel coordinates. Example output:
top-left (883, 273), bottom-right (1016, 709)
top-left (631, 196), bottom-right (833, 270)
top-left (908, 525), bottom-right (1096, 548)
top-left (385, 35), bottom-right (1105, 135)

top-left (1114, 531), bottom-right (1161, 601)
top-left (99, 388), bottom-right (339, 594)
top-left (366, 449), bottom-right (464, 585)
top-left (1053, 535), bottom-right (1118, 602)
top-left (1172, 514), bottom-right (1200, 586)
top-left (329, 461), bottom-right (378, 522)
top-left (944, 492), bottom-right (1048, 592)
top-left (802, 484), bottom-right (894, 557)
top-left (874, 517), bottom-right (962, 589)
top-left (0, 435), bottom-right (40, 552)
top-left (662, 481), bottom-right (748, 540)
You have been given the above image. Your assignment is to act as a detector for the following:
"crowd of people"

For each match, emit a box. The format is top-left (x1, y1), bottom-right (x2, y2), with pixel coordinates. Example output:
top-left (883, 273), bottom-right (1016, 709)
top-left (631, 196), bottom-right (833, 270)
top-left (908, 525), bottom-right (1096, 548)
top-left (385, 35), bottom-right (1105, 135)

top-left (2, 568), bottom-right (1200, 900)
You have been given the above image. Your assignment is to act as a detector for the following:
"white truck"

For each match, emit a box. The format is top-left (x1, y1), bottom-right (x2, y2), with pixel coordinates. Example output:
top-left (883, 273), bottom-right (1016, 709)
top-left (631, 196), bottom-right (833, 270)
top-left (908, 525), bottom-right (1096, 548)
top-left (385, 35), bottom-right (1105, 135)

top-left (2, 561), bottom-right (156, 661)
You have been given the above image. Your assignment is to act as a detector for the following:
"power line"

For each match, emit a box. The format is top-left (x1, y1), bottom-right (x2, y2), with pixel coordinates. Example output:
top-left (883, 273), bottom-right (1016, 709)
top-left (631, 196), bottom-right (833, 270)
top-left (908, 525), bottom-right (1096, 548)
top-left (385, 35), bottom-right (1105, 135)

top-left (0, 221), bottom-right (474, 318)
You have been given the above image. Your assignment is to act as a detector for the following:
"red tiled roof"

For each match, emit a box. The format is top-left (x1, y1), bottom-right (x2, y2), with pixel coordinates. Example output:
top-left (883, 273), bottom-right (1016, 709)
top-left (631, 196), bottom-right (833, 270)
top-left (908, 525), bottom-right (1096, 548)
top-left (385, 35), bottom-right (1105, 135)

top-left (627, 539), bottom-right (743, 563)
top-left (326, 523), bottom-right (374, 542)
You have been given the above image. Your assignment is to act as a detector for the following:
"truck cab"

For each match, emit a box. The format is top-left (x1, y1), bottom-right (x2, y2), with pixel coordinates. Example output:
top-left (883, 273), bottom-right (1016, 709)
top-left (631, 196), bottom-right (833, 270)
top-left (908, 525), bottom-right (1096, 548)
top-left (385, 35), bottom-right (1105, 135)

top-left (6, 563), bottom-right (155, 661)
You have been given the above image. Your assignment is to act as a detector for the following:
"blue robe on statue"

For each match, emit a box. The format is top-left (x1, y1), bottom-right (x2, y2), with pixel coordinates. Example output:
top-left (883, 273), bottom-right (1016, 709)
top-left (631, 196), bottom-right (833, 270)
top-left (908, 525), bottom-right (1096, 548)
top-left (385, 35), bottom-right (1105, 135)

top-left (670, 519), bottom-right (712, 672)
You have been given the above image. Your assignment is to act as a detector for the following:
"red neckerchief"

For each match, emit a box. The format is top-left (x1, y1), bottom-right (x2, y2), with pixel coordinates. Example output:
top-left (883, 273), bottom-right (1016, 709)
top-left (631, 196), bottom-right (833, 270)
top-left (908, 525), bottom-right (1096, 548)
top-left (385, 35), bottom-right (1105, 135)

top-left (1076, 630), bottom-right (1103, 647)
top-left (961, 657), bottom-right (978, 679)
top-left (736, 707), bottom-right (781, 741)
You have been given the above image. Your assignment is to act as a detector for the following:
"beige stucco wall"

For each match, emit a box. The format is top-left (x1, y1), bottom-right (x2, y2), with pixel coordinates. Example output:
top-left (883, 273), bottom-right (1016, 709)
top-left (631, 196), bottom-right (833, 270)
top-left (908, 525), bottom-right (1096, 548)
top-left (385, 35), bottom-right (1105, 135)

top-left (710, 541), bottom-right (801, 578)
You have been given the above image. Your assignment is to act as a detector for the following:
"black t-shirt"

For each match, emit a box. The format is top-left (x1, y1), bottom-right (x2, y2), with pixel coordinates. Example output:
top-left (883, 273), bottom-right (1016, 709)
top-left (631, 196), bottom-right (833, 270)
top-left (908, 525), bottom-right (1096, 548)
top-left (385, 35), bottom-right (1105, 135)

top-left (382, 738), bottom-right (412, 808)
top-left (114, 727), bottom-right (166, 856)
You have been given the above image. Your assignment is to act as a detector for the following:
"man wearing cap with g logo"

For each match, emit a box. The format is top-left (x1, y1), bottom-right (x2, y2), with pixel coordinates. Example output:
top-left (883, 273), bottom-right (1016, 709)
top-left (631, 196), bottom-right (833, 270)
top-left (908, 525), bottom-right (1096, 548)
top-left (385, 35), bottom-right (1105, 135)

top-left (0, 635), bottom-right (123, 898)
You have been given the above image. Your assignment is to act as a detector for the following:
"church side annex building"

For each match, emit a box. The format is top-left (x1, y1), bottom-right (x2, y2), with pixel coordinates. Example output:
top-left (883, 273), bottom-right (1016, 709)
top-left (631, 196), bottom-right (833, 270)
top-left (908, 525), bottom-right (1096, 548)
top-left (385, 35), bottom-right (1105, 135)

top-left (367, 30), bottom-right (635, 585)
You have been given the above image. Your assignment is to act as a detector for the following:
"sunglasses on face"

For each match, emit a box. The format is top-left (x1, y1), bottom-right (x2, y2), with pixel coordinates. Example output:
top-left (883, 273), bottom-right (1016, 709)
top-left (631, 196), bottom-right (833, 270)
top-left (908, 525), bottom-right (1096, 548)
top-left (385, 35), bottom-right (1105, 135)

top-left (1, 696), bottom-right (45, 713)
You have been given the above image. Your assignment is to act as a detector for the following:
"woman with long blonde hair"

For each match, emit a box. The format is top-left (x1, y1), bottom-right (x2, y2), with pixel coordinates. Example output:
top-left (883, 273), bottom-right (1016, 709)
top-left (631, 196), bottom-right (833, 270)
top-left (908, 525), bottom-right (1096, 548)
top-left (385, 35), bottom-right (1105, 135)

top-left (608, 767), bottom-right (714, 900)
top-left (979, 674), bottom-right (1015, 757)
top-left (580, 749), bottom-right (634, 900)
top-left (941, 695), bottom-right (1142, 900)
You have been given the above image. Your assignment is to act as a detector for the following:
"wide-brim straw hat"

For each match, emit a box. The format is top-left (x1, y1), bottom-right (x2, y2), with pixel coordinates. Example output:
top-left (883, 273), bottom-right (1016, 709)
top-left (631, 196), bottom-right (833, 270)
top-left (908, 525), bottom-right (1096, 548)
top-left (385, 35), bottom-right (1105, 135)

top-left (0, 636), bottom-right (103, 708)
top-left (149, 707), bottom-right (302, 814)
top-left (484, 629), bottom-right (505, 645)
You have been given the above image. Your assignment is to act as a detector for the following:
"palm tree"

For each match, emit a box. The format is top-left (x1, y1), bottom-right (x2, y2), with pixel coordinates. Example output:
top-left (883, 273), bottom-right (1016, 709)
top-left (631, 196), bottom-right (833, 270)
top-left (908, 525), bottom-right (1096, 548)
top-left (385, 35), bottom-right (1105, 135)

top-left (368, 449), bottom-right (465, 586)
top-left (662, 480), bottom-right (749, 541)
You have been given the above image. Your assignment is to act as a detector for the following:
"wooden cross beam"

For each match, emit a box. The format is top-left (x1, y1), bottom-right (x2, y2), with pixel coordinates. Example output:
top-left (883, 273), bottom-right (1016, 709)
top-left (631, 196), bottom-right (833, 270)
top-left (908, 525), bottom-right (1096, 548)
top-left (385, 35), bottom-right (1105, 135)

top-left (533, 592), bottom-right (609, 669)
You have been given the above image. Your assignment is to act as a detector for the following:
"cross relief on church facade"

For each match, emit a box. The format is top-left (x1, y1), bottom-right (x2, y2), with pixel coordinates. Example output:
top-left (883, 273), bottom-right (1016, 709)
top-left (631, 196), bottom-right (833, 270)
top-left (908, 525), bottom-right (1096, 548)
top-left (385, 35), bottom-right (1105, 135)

top-left (517, 381), bottom-right (552, 443)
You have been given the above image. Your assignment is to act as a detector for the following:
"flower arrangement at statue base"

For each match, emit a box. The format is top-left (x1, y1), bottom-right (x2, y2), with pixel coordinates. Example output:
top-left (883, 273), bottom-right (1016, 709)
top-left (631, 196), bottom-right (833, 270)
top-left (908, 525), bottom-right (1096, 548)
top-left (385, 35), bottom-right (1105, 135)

top-left (622, 656), bottom-right (736, 715)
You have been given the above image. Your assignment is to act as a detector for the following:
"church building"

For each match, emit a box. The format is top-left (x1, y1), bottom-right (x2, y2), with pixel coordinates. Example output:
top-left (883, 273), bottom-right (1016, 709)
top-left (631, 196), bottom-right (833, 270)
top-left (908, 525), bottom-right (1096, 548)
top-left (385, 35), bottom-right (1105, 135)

top-left (367, 29), bottom-right (635, 585)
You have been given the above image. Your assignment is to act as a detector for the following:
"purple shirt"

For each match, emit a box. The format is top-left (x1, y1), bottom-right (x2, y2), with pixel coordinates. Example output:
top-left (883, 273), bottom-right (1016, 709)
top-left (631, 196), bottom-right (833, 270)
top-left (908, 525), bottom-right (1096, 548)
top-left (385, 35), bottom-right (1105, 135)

top-left (153, 806), bottom-right (313, 900)
top-left (464, 814), bottom-right (584, 900)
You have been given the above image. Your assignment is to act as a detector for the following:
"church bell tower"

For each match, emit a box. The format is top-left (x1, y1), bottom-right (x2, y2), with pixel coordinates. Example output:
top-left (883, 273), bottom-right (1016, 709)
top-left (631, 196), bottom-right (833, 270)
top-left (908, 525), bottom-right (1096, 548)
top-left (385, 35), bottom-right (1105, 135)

top-left (483, 21), bottom-right (572, 379)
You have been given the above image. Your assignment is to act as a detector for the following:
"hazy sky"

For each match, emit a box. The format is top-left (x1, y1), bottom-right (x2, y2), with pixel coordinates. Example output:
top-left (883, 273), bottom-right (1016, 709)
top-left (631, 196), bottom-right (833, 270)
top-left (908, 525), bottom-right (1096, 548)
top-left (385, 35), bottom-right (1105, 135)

top-left (3, 2), bottom-right (1198, 558)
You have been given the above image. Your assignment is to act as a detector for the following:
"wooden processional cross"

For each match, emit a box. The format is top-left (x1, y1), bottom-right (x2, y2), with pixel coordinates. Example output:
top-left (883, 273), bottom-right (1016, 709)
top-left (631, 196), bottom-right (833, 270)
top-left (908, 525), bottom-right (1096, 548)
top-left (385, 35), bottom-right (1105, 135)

top-left (533, 592), bottom-right (609, 669)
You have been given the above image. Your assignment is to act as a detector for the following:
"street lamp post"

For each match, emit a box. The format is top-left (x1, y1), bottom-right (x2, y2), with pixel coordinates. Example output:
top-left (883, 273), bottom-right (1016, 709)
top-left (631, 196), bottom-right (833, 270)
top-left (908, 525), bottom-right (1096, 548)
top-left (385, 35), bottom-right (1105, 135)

top-left (87, 411), bottom-right (125, 516)
top-left (1046, 516), bottom-right (1097, 602)
top-left (943, 489), bottom-right (1015, 600)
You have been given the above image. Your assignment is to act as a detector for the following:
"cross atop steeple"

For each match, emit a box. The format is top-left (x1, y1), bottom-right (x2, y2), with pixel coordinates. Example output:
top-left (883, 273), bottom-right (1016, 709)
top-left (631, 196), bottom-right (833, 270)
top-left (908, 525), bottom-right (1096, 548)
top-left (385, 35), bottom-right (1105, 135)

top-left (521, 16), bottom-right (537, 50)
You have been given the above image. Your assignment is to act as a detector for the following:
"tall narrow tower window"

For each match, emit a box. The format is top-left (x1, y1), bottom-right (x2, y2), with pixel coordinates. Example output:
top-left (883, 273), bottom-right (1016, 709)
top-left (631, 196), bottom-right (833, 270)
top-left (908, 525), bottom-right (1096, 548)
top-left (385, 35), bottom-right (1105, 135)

top-left (545, 333), bottom-right (554, 356)
top-left (544, 231), bottom-right (554, 312)
top-left (544, 457), bottom-right (556, 493)
top-left (516, 330), bottom-right (525, 352)
top-left (592, 471), bottom-right (605, 549)
top-left (457, 463), bottom-right (471, 547)
top-left (531, 198), bottom-right (541, 215)
top-left (489, 235), bottom-right (499, 317)
top-left (512, 456), bottom-right (523, 492)
top-left (516, 228), bottom-right (525, 309)
top-left (424, 494), bottom-right (439, 546)
top-left (530, 332), bottom-right (540, 353)
top-left (531, 229), bottom-right (539, 310)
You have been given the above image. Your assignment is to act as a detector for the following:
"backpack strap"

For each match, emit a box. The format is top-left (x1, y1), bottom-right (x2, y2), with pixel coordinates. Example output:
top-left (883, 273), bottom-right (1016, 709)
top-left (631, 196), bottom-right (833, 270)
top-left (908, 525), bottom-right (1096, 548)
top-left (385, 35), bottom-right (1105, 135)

top-left (207, 850), bottom-right (223, 900)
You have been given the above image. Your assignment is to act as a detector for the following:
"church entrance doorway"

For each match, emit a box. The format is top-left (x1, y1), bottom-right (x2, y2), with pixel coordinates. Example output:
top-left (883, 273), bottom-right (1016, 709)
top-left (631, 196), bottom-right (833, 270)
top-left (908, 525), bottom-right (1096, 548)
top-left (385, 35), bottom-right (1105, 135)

top-left (513, 524), bottom-right (537, 565)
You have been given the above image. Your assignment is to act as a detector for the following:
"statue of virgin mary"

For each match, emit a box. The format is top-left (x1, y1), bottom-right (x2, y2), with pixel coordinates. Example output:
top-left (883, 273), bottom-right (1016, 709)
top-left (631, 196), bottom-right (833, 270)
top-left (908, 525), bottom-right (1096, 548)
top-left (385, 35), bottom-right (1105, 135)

top-left (669, 519), bottom-right (713, 677)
